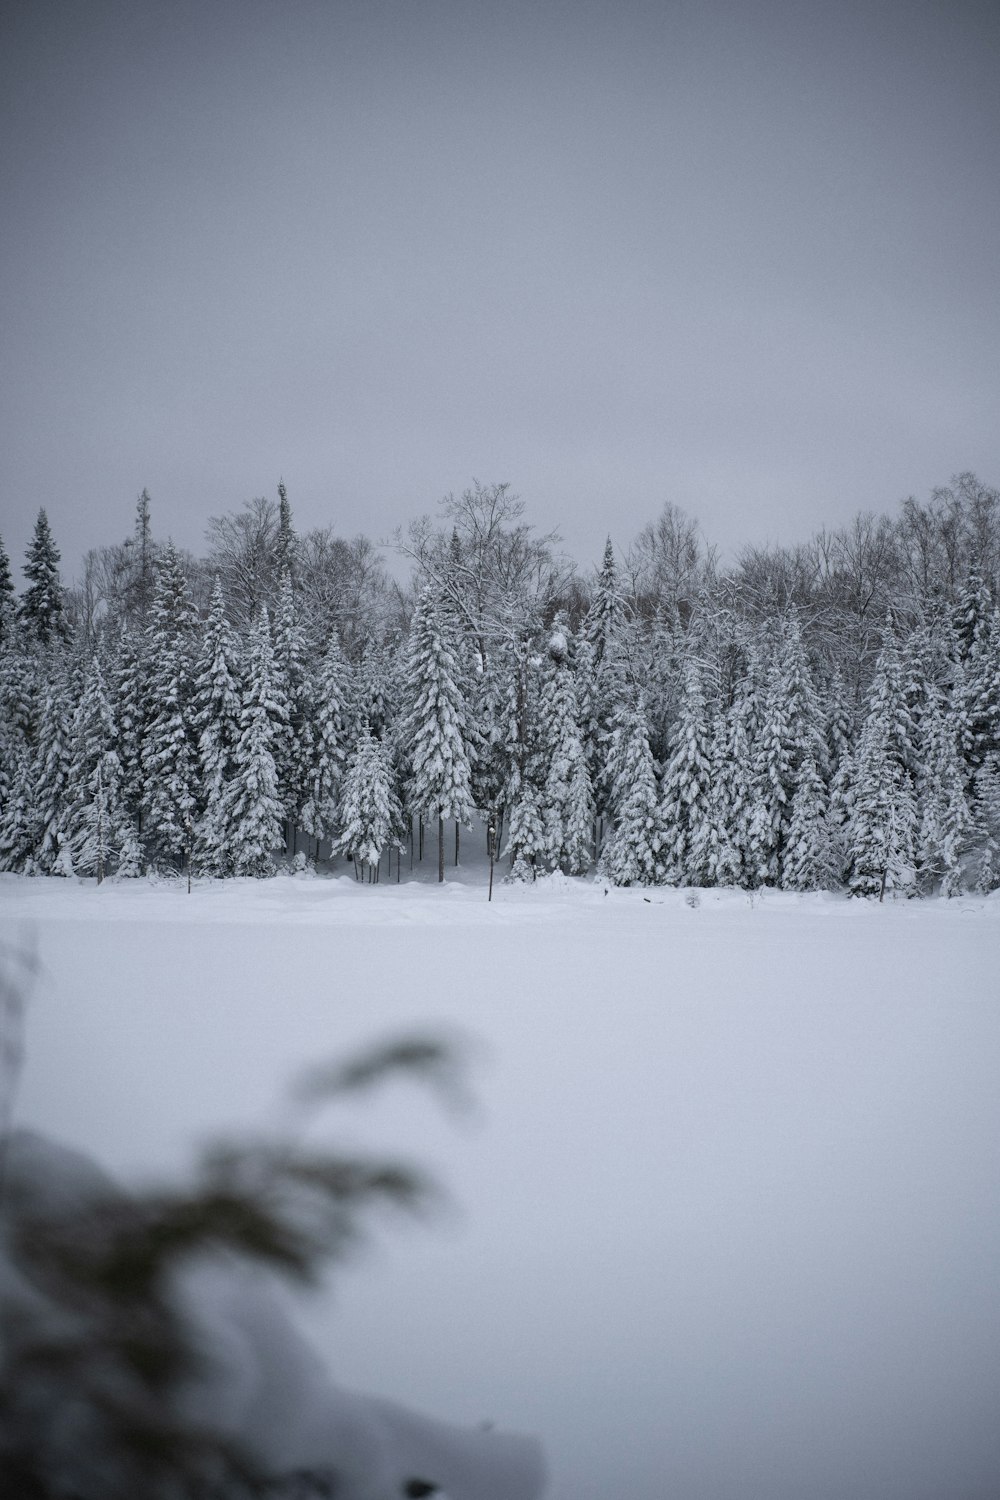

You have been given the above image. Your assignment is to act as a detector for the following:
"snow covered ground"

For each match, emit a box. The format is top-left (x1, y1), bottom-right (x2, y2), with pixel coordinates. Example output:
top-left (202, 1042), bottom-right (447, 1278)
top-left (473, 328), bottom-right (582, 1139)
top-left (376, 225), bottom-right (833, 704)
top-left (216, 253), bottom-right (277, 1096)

top-left (3, 860), bottom-right (999, 1500)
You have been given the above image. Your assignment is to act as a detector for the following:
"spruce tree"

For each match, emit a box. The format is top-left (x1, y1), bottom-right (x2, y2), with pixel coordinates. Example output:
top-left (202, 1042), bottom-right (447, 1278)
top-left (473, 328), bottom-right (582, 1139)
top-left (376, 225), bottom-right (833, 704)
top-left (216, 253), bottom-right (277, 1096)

top-left (598, 701), bottom-right (664, 886)
top-left (659, 654), bottom-right (714, 884)
top-left (301, 631), bottom-right (354, 852)
top-left (191, 577), bottom-right (244, 874)
top-left (846, 620), bottom-right (921, 897)
top-left (20, 509), bottom-right (68, 644)
top-left (141, 544), bottom-right (200, 867)
top-left (0, 534), bottom-right (14, 643)
top-left (783, 745), bottom-right (837, 892)
top-left (333, 724), bottom-right (405, 881)
top-left (272, 570), bottom-right (314, 847)
top-left (400, 590), bottom-right (475, 882)
top-left (916, 687), bottom-right (973, 894)
top-left (503, 779), bottom-right (546, 882)
top-left (538, 624), bottom-right (593, 874)
top-left (65, 657), bottom-right (139, 879)
top-left (221, 610), bottom-right (285, 877)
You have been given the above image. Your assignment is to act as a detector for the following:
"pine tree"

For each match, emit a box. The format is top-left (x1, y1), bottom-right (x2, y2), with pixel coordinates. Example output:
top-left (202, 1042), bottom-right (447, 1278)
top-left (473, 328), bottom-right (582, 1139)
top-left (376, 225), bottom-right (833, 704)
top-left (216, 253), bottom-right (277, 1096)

top-left (141, 544), bottom-right (200, 867)
top-left (333, 724), bottom-right (405, 881)
top-left (272, 570), bottom-right (313, 845)
top-left (659, 655), bottom-right (714, 884)
top-left (503, 778), bottom-right (546, 882)
top-left (956, 607), bottom-right (1000, 775)
top-left (848, 668), bottom-right (918, 899)
top-left (274, 480), bottom-right (297, 582)
top-left (973, 754), bottom-right (1000, 891)
top-left (20, 510), bottom-right (68, 644)
top-left (221, 610), bottom-right (285, 877)
top-left (0, 534), bottom-right (14, 643)
top-left (583, 540), bottom-right (629, 816)
top-left (400, 590), bottom-right (475, 883)
top-left (65, 657), bottom-right (139, 879)
top-left (953, 572), bottom-right (993, 661)
top-left (26, 675), bottom-right (75, 874)
top-left (749, 614), bottom-right (828, 887)
top-left (916, 687), bottom-right (973, 894)
top-left (301, 631), bottom-right (354, 851)
top-left (191, 577), bottom-right (244, 874)
top-left (598, 701), bottom-right (664, 886)
top-left (538, 624), bottom-right (593, 874)
top-left (715, 641), bottom-right (766, 886)
top-left (783, 745), bottom-right (837, 892)
top-left (129, 487), bottom-right (156, 623)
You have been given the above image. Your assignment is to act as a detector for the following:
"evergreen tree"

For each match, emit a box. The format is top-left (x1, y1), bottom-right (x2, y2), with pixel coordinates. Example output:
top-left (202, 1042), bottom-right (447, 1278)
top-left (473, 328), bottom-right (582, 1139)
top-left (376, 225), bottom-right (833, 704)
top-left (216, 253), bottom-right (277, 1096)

top-left (272, 570), bottom-right (314, 844)
top-left (221, 610), bottom-right (285, 877)
top-left (583, 540), bottom-right (629, 815)
top-left (129, 487), bottom-right (156, 623)
top-left (537, 623), bottom-right (594, 874)
top-left (598, 701), bottom-right (664, 886)
top-left (333, 724), bottom-right (405, 881)
top-left (955, 607), bottom-right (1000, 775)
top-left (109, 622), bottom-right (150, 857)
top-left (973, 754), bottom-right (1000, 891)
top-left (783, 745), bottom-right (837, 892)
top-left (301, 631), bottom-right (354, 850)
top-left (916, 687), bottom-right (973, 894)
top-left (846, 620), bottom-right (920, 897)
top-left (191, 577), bottom-right (244, 875)
top-left (715, 641), bottom-right (766, 885)
top-left (26, 675), bottom-right (75, 874)
top-left (20, 509), bottom-right (68, 644)
top-left (65, 657), bottom-right (139, 879)
top-left (503, 778), bottom-right (546, 882)
top-left (400, 590), bottom-right (475, 882)
top-left (274, 480), bottom-right (297, 582)
top-left (0, 534), bottom-right (14, 642)
top-left (659, 654), bottom-right (714, 884)
top-left (141, 544), bottom-right (200, 867)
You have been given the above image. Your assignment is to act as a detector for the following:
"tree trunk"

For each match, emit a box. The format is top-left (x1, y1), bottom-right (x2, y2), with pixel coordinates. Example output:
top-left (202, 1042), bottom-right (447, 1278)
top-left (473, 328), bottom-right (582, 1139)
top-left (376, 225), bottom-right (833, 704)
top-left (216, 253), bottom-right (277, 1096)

top-left (455, 821), bottom-right (460, 866)
top-left (438, 815), bottom-right (445, 883)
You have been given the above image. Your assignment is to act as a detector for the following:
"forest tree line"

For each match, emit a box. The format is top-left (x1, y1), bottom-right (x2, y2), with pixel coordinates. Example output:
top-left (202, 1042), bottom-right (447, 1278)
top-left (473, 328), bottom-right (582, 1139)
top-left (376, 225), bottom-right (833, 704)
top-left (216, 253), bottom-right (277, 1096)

top-left (1, 473), bottom-right (999, 895)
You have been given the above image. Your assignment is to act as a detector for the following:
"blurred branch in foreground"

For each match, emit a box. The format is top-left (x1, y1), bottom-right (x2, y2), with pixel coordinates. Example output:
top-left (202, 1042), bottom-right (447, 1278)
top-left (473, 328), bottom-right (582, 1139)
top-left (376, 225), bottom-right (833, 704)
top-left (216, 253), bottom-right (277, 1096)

top-left (0, 990), bottom-right (545, 1500)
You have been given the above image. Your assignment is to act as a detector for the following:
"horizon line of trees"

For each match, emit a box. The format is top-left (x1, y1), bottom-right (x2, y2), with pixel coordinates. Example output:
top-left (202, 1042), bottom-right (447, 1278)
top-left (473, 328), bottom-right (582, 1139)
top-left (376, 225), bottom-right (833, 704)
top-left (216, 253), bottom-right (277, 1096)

top-left (1, 472), bottom-right (998, 896)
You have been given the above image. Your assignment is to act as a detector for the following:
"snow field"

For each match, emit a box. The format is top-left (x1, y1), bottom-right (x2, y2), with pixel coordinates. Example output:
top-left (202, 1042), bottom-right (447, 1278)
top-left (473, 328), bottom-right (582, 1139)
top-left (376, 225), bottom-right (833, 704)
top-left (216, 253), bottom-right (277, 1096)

top-left (4, 872), bottom-right (1000, 1500)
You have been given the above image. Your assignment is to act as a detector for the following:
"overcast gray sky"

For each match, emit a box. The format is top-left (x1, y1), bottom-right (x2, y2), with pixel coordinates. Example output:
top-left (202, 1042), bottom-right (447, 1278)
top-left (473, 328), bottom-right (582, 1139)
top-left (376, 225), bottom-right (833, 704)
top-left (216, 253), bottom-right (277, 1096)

top-left (2, 0), bottom-right (998, 585)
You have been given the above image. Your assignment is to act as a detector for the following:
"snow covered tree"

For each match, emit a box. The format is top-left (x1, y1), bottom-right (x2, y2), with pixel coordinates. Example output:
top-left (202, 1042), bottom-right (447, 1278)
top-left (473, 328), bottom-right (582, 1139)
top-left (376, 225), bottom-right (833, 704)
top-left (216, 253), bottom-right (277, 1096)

top-left (848, 650), bottom-right (919, 899)
top-left (272, 569), bottom-right (314, 847)
top-left (301, 631), bottom-right (354, 851)
top-left (916, 687), bottom-right (973, 894)
top-left (955, 607), bottom-right (1000, 775)
top-left (220, 610), bottom-right (285, 877)
top-left (598, 701), bottom-right (664, 886)
top-left (191, 577), bottom-right (244, 874)
top-left (0, 534), bottom-right (14, 642)
top-left (24, 674), bottom-right (75, 874)
top-left (274, 480), bottom-right (297, 583)
top-left (973, 754), bottom-right (1000, 891)
top-left (583, 540), bottom-right (630, 817)
top-left (503, 778), bottom-right (546, 882)
top-left (400, 590), bottom-right (475, 882)
top-left (659, 654), bottom-right (714, 884)
top-left (333, 724), bottom-right (405, 881)
top-left (783, 745), bottom-right (837, 892)
top-left (20, 510), bottom-right (68, 645)
top-left (65, 657), bottom-right (139, 879)
top-left (537, 623), bottom-right (594, 874)
top-left (141, 544), bottom-right (200, 867)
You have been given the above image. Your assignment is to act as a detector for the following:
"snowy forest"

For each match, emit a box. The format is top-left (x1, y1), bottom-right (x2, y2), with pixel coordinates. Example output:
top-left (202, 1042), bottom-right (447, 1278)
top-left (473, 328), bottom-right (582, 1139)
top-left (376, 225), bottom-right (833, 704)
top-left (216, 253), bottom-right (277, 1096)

top-left (2, 473), bottom-right (999, 897)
